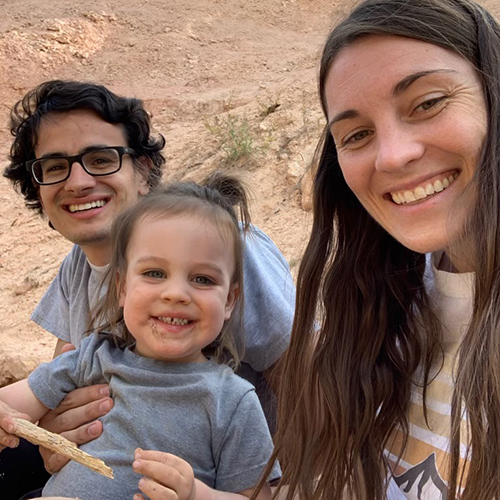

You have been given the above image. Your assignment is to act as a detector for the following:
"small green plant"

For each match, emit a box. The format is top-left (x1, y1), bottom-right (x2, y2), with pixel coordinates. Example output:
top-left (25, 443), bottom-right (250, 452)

top-left (205, 114), bottom-right (253, 161)
top-left (256, 91), bottom-right (281, 118)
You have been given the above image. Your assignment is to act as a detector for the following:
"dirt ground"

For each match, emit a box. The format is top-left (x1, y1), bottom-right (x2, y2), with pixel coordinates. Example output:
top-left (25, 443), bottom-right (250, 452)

top-left (0, 0), bottom-right (499, 385)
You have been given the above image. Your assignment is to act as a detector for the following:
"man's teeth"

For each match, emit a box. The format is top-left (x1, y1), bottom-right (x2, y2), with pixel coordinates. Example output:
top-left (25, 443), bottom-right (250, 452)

top-left (391, 174), bottom-right (458, 205)
top-left (68, 200), bottom-right (106, 213)
top-left (158, 317), bottom-right (190, 326)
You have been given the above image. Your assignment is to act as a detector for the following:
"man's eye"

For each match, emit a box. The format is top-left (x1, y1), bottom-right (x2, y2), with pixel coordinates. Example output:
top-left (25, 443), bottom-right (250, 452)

top-left (144, 270), bottom-right (165, 279)
top-left (93, 157), bottom-right (112, 165)
top-left (193, 276), bottom-right (214, 285)
top-left (85, 150), bottom-right (119, 168)
top-left (44, 162), bottom-right (67, 173)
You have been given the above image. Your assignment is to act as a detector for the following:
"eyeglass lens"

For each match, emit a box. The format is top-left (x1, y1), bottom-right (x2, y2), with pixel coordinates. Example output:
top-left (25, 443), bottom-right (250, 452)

top-left (32, 148), bottom-right (122, 184)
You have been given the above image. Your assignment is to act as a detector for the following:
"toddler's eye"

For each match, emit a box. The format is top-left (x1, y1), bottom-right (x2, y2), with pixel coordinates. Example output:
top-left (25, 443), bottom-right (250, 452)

top-left (144, 270), bottom-right (165, 279)
top-left (193, 276), bottom-right (214, 285)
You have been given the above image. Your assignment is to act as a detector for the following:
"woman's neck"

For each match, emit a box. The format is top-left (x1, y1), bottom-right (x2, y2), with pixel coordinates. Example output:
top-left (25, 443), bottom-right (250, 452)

top-left (438, 251), bottom-right (473, 273)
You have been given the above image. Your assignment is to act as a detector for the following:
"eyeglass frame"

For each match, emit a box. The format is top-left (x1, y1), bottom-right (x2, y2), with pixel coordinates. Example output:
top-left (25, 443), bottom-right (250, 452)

top-left (25, 146), bottom-right (136, 186)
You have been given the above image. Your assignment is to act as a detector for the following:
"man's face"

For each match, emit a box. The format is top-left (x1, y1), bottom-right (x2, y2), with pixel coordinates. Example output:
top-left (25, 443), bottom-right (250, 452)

top-left (35, 109), bottom-right (150, 264)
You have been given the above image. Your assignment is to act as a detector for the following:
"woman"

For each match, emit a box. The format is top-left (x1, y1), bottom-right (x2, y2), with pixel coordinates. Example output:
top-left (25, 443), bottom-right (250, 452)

top-left (259, 0), bottom-right (500, 499)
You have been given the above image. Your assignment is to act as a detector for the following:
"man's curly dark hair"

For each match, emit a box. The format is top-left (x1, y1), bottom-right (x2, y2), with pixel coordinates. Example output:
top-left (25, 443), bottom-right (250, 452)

top-left (4, 80), bottom-right (166, 213)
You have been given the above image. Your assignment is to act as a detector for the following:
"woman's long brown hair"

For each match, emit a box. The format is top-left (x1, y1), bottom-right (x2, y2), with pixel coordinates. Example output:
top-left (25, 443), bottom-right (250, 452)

top-left (254, 1), bottom-right (500, 498)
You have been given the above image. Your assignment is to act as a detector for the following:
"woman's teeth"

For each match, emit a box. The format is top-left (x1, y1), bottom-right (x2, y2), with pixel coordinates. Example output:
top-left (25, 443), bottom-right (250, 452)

top-left (68, 199), bottom-right (106, 213)
top-left (391, 173), bottom-right (458, 205)
top-left (158, 317), bottom-right (190, 326)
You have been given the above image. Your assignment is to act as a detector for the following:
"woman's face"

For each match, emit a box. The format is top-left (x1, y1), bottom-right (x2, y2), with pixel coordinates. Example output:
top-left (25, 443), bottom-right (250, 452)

top-left (324, 35), bottom-right (487, 255)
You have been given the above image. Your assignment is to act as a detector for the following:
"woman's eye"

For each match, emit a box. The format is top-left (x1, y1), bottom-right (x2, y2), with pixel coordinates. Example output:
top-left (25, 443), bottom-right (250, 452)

top-left (343, 129), bottom-right (372, 146)
top-left (144, 270), bottom-right (165, 279)
top-left (193, 276), bottom-right (214, 285)
top-left (416, 96), bottom-right (446, 112)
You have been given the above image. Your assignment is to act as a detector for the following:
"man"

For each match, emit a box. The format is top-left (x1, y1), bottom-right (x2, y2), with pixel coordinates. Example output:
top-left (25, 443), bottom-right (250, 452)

top-left (2, 80), bottom-right (295, 498)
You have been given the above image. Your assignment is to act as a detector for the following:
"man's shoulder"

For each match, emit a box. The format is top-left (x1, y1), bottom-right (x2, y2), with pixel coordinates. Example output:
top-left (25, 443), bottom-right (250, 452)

top-left (204, 362), bottom-right (256, 401)
top-left (61, 244), bottom-right (88, 266)
top-left (58, 245), bottom-right (90, 280)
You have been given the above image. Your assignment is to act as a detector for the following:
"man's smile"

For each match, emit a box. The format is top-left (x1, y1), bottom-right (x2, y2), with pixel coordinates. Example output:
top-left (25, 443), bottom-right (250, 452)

top-left (67, 199), bottom-right (108, 213)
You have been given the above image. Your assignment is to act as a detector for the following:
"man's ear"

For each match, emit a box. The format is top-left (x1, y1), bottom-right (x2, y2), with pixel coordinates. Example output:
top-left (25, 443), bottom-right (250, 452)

top-left (37, 186), bottom-right (56, 230)
top-left (224, 283), bottom-right (240, 320)
top-left (135, 157), bottom-right (152, 196)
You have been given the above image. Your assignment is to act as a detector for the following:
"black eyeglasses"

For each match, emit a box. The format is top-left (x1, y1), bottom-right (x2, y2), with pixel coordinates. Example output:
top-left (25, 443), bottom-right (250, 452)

top-left (26, 146), bottom-right (136, 186)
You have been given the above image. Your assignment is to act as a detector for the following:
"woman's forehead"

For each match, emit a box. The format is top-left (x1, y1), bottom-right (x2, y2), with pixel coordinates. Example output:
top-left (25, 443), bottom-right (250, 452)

top-left (324, 35), bottom-right (475, 110)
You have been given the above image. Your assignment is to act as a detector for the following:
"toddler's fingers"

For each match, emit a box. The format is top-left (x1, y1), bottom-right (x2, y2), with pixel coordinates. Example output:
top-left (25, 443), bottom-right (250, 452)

top-left (134, 449), bottom-right (192, 477)
top-left (42, 451), bottom-right (70, 474)
top-left (0, 416), bottom-right (20, 450)
top-left (138, 476), bottom-right (176, 500)
top-left (133, 457), bottom-right (182, 486)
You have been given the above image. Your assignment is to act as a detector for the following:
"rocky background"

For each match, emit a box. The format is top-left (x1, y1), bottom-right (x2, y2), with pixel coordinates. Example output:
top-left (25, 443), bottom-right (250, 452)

top-left (0, 0), bottom-right (498, 385)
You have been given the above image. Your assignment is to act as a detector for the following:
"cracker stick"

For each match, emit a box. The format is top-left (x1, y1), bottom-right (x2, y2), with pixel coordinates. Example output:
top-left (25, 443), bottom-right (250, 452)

top-left (12, 418), bottom-right (114, 479)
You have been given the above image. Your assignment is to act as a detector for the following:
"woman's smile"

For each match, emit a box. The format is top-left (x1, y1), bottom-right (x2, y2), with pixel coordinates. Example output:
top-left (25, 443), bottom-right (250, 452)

top-left (389, 170), bottom-right (459, 205)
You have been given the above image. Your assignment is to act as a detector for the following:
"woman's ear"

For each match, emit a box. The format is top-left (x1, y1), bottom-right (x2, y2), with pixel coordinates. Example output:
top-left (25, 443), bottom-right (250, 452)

top-left (224, 283), bottom-right (240, 320)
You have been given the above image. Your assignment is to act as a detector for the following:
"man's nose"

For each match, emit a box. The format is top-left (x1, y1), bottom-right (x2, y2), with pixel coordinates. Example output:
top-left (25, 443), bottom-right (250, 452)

top-left (63, 162), bottom-right (97, 192)
top-left (374, 124), bottom-right (425, 173)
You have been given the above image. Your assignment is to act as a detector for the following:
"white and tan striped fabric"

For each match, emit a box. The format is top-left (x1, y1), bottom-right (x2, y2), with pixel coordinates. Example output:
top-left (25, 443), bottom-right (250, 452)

top-left (387, 255), bottom-right (474, 499)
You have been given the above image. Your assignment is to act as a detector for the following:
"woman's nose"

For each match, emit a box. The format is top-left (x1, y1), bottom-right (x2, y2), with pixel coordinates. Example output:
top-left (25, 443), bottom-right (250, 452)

top-left (374, 124), bottom-right (425, 173)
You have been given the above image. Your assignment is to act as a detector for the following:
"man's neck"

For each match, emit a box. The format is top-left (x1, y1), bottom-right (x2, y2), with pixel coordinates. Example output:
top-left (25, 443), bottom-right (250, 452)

top-left (80, 242), bottom-right (112, 267)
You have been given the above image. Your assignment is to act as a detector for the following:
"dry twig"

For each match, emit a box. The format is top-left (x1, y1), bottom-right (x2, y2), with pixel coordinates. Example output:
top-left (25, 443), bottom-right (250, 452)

top-left (12, 418), bottom-right (114, 479)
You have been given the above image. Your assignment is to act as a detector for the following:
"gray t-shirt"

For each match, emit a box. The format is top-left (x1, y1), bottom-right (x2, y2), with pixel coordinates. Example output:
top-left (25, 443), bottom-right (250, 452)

top-left (28, 334), bottom-right (281, 499)
top-left (31, 225), bottom-right (295, 429)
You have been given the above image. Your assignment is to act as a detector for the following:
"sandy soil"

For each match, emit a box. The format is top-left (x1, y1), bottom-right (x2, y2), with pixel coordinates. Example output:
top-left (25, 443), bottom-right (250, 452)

top-left (0, 0), bottom-right (498, 385)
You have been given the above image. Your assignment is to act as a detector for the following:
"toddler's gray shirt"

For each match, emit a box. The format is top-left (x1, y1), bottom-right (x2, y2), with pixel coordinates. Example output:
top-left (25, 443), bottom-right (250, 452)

top-left (28, 334), bottom-right (280, 500)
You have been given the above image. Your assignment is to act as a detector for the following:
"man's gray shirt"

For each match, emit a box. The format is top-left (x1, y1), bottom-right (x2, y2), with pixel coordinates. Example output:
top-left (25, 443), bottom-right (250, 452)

top-left (29, 334), bottom-right (281, 499)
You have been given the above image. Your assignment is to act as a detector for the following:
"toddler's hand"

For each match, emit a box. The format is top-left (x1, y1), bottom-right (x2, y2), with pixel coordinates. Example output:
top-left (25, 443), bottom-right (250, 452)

top-left (0, 400), bottom-right (30, 451)
top-left (132, 448), bottom-right (196, 500)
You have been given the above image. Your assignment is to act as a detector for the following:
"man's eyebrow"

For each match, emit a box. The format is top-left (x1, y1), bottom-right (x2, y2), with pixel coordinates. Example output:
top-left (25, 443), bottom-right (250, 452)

top-left (328, 69), bottom-right (457, 129)
top-left (38, 144), bottom-right (116, 159)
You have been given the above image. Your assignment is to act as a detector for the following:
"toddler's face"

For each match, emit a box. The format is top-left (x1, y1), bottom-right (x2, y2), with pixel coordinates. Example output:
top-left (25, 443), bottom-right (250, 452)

top-left (118, 213), bottom-right (238, 362)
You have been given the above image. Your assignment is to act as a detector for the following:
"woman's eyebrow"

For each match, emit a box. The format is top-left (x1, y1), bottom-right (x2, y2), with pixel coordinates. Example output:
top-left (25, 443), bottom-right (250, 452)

top-left (328, 69), bottom-right (457, 129)
top-left (328, 109), bottom-right (359, 129)
top-left (393, 69), bottom-right (457, 96)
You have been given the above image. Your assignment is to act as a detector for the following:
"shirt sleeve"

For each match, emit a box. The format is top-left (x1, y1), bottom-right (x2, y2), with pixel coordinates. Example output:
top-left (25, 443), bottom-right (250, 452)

top-left (214, 389), bottom-right (281, 492)
top-left (240, 225), bottom-right (295, 371)
top-left (31, 245), bottom-right (90, 345)
top-left (27, 334), bottom-right (105, 409)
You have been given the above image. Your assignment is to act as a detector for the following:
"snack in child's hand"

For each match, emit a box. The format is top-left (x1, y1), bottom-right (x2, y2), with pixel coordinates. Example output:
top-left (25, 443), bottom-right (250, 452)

top-left (12, 418), bottom-right (114, 479)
